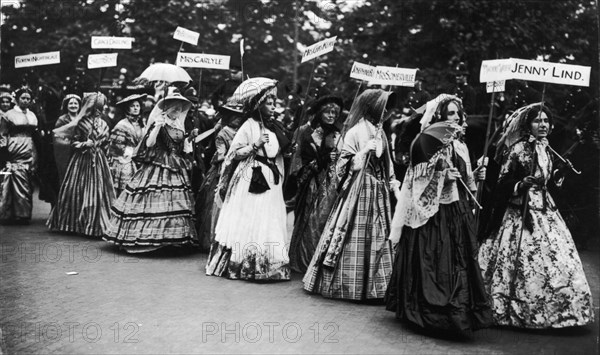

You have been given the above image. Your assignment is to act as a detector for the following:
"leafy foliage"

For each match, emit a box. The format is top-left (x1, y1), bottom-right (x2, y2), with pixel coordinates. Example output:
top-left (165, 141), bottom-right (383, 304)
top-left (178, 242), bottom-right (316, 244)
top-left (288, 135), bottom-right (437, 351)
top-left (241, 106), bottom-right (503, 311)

top-left (0, 0), bottom-right (597, 106)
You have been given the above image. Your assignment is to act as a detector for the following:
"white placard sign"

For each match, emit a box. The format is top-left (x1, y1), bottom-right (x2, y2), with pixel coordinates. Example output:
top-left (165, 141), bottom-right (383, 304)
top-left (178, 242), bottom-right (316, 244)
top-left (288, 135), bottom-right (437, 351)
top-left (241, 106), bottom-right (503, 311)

top-left (15, 51), bottom-right (60, 68)
top-left (301, 36), bottom-right (337, 63)
top-left (173, 26), bottom-right (199, 46)
top-left (349, 61), bottom-right (374, 81)
top-left (176, 52), bottom-right (230, 70)
top-left (91, 36), bottom-right (134, 49)
top-left (369, 66), bottom-right (417, 87)
top-left (87, 53), bottom-right (118, 69)
top-left (486, 80), bottom-right (505, 93)
top-left (479, 59), bottom-right (513, 83)
top-left (509, 58), bottom-right (590, 87)
top-left (480, 58), bottom-right (591, 87)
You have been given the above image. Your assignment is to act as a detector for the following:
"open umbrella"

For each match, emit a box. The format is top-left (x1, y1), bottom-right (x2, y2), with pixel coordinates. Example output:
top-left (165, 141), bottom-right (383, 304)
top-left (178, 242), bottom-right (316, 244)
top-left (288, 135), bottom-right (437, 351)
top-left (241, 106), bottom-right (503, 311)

top-left (230, 77), bottom-right (277, 112)
top-left (136, 63), bottom-right (192, 83)
top-left (410, 121), bottom-right (463, 166)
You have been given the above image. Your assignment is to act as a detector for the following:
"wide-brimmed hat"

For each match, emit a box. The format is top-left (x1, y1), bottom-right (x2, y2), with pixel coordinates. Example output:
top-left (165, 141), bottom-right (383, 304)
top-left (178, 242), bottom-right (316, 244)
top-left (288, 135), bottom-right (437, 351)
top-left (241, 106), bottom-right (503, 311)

top-left (116, 93), bottom-right (147, 107)
top-left (230, 77), bottom-right (278, 114)
top-left (218, 103), bottom-right (244, 115)
top-left (184, 87), bottom-right (199, 103)
top-left (157, 91), bottom-right (191, 111)
top-left (216, 94), bottom-right (244, 115)
top-left (307, 95), bottom-right (343, 117)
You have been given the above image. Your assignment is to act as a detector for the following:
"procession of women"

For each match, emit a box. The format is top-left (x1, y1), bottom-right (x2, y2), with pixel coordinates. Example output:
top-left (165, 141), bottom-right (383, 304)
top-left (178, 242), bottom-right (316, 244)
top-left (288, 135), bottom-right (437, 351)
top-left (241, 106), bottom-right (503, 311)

top-left (0, 52), bottom-right (596, 338)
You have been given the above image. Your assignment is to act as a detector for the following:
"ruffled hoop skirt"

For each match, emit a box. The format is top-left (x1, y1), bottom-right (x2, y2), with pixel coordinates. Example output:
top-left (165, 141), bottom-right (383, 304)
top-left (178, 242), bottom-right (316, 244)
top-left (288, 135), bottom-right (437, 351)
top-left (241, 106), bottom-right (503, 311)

top-left (206, 157), bottom-right (290, 281)
top-left (104, 160), bottom-right (197, 253)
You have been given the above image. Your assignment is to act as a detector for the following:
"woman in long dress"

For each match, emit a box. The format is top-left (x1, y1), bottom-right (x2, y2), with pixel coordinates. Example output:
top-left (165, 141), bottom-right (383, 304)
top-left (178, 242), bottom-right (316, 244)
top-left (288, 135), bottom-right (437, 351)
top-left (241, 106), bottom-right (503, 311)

top-left (478, 103), bottom-right (594, 328)
top-left (303, 89), bottom-right (400, 300)
top-left (206, 78), bottom-right (291, 281)
top-left (53, 94), bottom-right (81, 187)
top-left (386, 95), bottom-right (492, 334)
top-left (288, 95), bottom-right (344, 273)
top-left (104, 91), bottom-right (197, 253)
top-left (0, 87), bottom-right (38, 223)
top-left (48, 92), bottom-right (115, 237)
top-left (195, 102), bottom-right (244, 251)
top-left (107, 94), bottom-right (146, 196)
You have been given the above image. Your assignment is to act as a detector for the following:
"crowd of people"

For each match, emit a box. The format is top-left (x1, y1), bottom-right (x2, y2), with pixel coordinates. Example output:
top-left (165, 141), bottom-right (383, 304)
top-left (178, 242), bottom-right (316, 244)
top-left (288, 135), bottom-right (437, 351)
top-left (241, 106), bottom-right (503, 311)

top-left (0, 60), bottom-right (595, 337)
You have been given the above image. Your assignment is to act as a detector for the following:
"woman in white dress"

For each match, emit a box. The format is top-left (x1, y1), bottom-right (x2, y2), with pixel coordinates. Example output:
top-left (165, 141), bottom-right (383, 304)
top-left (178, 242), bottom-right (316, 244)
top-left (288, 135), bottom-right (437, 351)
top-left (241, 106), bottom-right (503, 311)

top-left (206, 78), bottom-right (291, 281)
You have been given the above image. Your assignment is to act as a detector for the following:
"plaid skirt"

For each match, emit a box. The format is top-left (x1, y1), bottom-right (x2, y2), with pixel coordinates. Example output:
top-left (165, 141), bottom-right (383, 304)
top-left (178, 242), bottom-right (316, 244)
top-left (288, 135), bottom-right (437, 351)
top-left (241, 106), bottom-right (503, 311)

top-left (302, 172), bottom-right (394, 300)
top-left (104, 160), bottom-right (197, 249)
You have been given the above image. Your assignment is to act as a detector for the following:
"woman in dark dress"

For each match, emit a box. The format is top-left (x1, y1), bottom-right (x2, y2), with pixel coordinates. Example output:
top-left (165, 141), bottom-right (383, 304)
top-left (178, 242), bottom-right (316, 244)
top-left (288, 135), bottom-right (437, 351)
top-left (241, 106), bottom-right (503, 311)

top-left (386, 94), bottom-right (492, 335)
top-left (195, 102), bottom-right (244, 251)
top-left (288, 95), bottom-right (344, 273)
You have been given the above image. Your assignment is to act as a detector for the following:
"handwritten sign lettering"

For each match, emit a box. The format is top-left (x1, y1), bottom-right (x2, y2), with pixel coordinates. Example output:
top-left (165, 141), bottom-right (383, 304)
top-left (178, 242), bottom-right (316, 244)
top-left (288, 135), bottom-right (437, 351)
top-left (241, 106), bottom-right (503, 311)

top-left (349, 61), bottom-right (374, 81)
top-left (15, 51), bottom-right (60, 68)
top-left (88, 53), bottom-right (118, 69)
top-left (301, 36), bottom-right (337, 63)
top-left (176, 52), bottom-right (230, 70)
top-left (173, 26), bottom-right (199, 46)
top-left (479, 59), bottom-right (513, 82)
top-left (486, 80), bottom-right (505, 93)
top-left (91, 36), bottom-right (134, 49)
top-left (369, 66), bottom-right (416, 87)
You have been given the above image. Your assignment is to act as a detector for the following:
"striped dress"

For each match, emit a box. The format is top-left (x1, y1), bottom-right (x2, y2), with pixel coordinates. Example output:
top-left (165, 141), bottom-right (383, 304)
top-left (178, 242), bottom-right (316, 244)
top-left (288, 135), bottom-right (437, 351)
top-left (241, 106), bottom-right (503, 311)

top-left (103, 123), bottom-right (197, 252)
top-left (47, 114), bottom-right (115, 237)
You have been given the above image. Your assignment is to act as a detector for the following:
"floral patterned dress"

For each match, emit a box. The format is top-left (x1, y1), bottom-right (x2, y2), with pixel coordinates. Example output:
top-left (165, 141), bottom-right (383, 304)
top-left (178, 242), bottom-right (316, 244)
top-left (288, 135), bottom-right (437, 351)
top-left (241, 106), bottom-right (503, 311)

top-left (478, 137), bottom-right (594, 328)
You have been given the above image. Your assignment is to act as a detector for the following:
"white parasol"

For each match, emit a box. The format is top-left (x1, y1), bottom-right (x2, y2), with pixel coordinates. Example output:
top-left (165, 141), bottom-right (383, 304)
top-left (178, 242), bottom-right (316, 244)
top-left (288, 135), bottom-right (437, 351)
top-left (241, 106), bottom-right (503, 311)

top-left (136, 63), bottom-right (192, 83)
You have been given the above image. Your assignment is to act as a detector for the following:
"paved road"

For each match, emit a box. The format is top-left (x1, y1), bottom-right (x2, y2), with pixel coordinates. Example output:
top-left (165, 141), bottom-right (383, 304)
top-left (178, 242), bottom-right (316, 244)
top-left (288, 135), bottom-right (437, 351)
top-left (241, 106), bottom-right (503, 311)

top-left (0, 199), bottom-right (598, 354)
